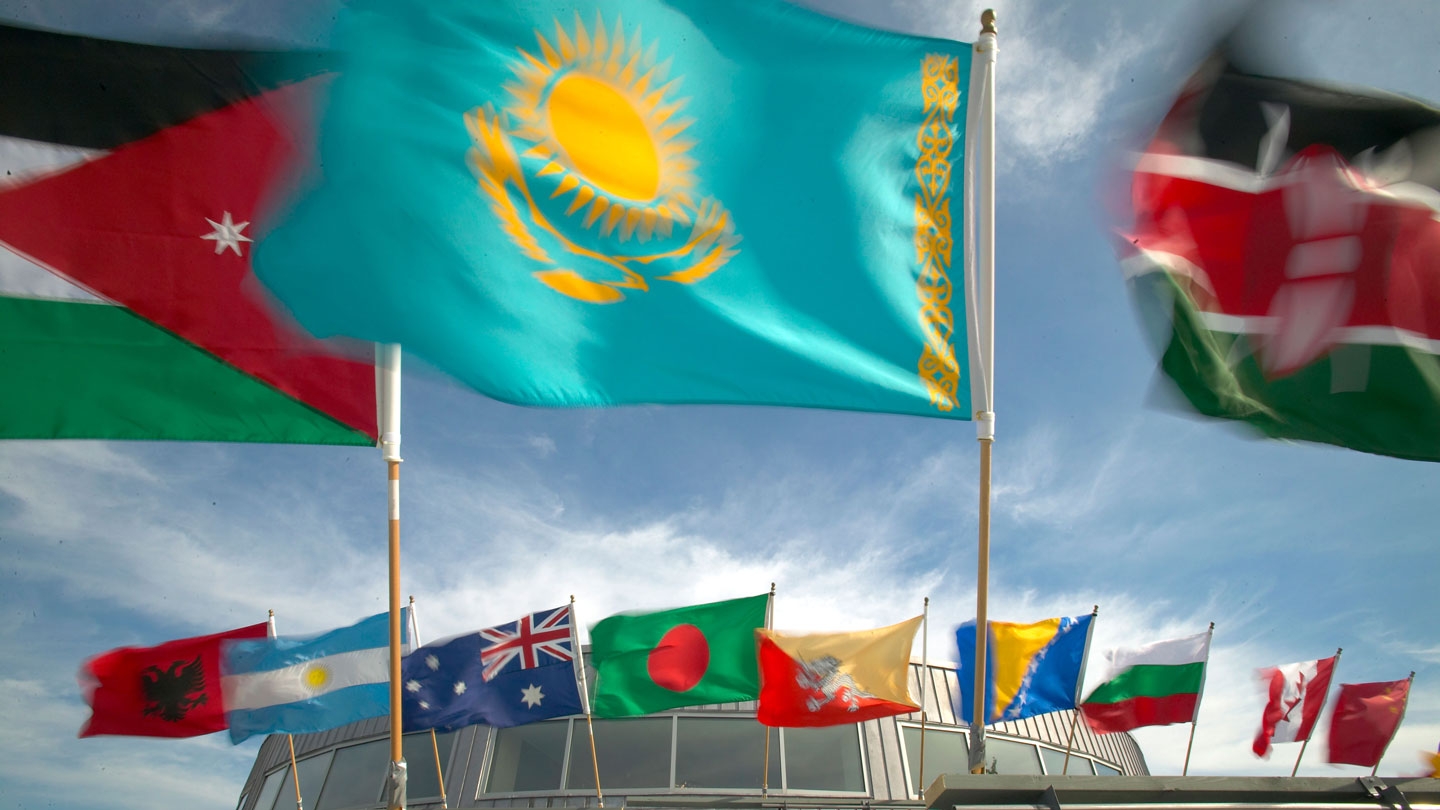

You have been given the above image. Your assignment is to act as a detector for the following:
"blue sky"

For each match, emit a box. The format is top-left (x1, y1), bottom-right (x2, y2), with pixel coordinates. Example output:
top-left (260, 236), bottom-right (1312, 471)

top-left (1, 1), bottom-right (1438, 808)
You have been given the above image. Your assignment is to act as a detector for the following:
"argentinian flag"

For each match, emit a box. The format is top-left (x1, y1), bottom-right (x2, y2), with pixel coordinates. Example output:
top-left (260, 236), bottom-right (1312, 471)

top-left (222, 610), bottom-right (409, 743)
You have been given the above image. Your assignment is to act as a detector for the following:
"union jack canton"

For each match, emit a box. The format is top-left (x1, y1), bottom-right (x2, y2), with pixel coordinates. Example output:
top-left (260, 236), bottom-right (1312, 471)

top-left (479, 605), bottom-right (574, 681)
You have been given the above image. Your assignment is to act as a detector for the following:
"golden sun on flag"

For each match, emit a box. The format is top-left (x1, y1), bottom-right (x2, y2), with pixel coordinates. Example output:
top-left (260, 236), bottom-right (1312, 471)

top-left (466, 13), bottom-right (740, 304)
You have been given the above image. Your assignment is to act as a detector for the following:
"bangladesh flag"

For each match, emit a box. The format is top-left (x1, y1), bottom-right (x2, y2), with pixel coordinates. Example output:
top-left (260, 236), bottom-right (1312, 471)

top-left (0, 24), bottom-right (376, 445)
top-left (1123, 53), bottom-right (1440, 461)
top-left (589, 594), bottom-right (769, 717)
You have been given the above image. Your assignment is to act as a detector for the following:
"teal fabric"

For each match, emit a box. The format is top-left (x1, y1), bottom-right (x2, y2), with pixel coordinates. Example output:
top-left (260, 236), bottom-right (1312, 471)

top-left (256, 0), bottom-right (973, 418)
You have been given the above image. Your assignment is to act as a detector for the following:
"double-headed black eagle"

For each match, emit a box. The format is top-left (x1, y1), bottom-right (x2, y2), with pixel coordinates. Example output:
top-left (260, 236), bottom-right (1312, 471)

top-left (140, 655), bottom-right (209, 722)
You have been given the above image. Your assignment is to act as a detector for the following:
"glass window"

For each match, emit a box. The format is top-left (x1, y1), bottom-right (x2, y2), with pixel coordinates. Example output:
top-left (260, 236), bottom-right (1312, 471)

top-left (317, 739), bottom-right (387, 810)
top-left (1041, 746), bottom-right (1096, 775)
top-left (488, 722), bottom-right (570, 793)
top-left (270, 751), bottom-right (334, 810)
top-left (566, 717), bottom-right (671, 790)
top-left (982, 738), bottom-right (1041, 775)
top-left (674, 717), bottom-right (780, 789)
top-left (403, 731), bottom-right (457, 800)
top-left (253, 769), bottom-right (286, 810)
top-left (901, 726), bottom-right (968, 795)
top-left (783, 726), bottom-right (865, 792)
top-left (1095, 761), bottom-right (1122, 776)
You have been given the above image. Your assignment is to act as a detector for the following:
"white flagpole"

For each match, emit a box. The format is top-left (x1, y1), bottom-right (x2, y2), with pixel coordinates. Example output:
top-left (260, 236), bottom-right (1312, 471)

top-left (762, 583), bottom-right (776, 797)
top-left (379, 343), bottom-right (407, 810)
top-left (269, 611), bottom-right (303, 810)
top-left (569, 596), bottom-right (603, 807)
top-left (966, 8), bottom-right (998, 775)
top-left (408, 597), bottom-right (449, 810)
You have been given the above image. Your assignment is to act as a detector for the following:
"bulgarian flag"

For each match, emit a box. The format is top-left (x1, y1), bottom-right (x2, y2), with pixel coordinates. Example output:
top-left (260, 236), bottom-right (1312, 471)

top-left (1081, 630), bottom-right (1211, 735)
top-left (756, 616), bottom-right (922, 727)
top-left (589, 594), bottom-right (769, 717)
top-left (0, 24), bottom-right (377, 445)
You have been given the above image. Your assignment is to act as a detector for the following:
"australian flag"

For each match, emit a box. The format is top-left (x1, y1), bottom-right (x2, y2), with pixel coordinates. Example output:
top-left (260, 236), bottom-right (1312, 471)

top-left (402, 605), bottom-right (583, 732)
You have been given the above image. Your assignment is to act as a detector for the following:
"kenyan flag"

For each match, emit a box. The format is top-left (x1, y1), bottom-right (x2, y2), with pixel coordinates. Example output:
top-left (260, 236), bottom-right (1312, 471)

top-left (0, 24), bottom-right (376, 445)
top-left (589, 594), bottom-right (769, 717)
top-left (1124, 54), bottom-right (1440, 461)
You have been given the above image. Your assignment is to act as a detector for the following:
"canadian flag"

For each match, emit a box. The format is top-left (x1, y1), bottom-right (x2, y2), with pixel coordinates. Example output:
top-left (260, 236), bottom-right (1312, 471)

top-left (1253, 655), bottom-right (1338, 757)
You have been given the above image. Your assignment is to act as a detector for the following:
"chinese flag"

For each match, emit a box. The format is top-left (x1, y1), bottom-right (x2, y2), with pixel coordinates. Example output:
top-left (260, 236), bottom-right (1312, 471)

top-left (79, 622), bottom-right (268, 738)
top-left (1326, 679), bottom-right (1412, 767)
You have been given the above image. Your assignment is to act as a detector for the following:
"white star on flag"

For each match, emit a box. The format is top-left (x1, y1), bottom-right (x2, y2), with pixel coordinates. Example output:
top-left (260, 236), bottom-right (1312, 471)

top-left (419, 701), bottom-right (430, 710)
top-left (453, 681), bottom-right (467, 695)
top-left (426, 655), bottom-right (440, 671)
top-left (521, 684), bottom-right (545, 708)
top-left (200, 211), bottom-right (253, 256)
top-left (405, 680), bottom-right (421, 693)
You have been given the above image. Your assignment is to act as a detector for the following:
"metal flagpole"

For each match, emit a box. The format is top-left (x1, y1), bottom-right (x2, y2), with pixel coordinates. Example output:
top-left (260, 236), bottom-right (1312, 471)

top-left (762, 582), bottom-right (776, 797)
top-left (967, 7), bottom-right (998, 775)
top-left (569, 595), bottom-right (604, 807)
top-left (1372, 671), bottom-right (1415, 777)
top-left (1062, 605), bottom-right (1099, 775)
top-left (1291, 648), bottom-right (1342, 777)
top-left (1182, 622), bottom-right (1215, 776)
top-left (918, 596), bottom-right (930, 798)
top-left (379, 343), bottom-right (407, 810)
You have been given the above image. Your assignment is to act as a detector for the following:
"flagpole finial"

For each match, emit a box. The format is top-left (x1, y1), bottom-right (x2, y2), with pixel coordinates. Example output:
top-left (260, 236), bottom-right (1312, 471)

top-left (770, 582), bottom-right (776, 596)
top-left (1091, 605), bottom-right (1099, 616)
top-left (1336, 647), bottom-right (1344, 655)
top-left (268, 608), bottom-right (274, 618)
top-left (409, 595), bottom-right (415, 606)
top-left (570, 594), bottom-right (576, 604)
top-left (980, 9), bottom-right (996, 35)
top-left (924, 596), bottom-right (930, 607)
top-left (1208, 621), bottom-right (1216, 631)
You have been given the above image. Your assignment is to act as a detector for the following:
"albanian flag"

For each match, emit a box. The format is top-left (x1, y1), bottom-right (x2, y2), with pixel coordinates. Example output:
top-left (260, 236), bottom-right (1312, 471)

top-left (1122, 54), bottom-right (1440, 461)
top-left (80, 622), bottom-right (268, 738)
top-left (0, 24), bottom-right (377, 445)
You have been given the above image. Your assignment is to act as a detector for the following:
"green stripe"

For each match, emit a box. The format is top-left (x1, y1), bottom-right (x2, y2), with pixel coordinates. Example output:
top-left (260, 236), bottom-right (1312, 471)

top-left (0, 296), bottom-right (371, 445)
top-left (1085, 661), bottom-right (1205, 705)
top-left (1138, 271), bottom-right (1440, 462)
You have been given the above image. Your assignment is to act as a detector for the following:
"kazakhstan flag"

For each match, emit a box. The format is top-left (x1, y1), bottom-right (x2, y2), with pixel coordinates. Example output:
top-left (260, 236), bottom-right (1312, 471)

top-left (256, 0), bottom-right (975, 418)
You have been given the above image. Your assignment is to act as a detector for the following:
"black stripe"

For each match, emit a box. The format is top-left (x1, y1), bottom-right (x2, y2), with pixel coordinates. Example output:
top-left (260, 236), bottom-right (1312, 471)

top-left (1186, 59), bottom-right (1440, 178)
top-left (0, 23), bottom-right (332, 149)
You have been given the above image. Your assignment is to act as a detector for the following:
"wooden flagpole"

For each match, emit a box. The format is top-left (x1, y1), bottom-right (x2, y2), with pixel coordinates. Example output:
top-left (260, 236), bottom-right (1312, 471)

top-left (1291, 647), bottom-right (1342, 777)
top-left (407, 597), bottom-right (447, 809)
top-left (1372, 671), bottom-right (1416, 777)
top-left (270, 611), bottom-right (304, 810)
top-left (968, 7), bottom-right (998, 775)
top-left (1062, 605), bottom-right (1099, 774)
top-left (1181, 622), bottom-right (1215, 776)
top-left (569, 595), bottom-right (604, 807)
top-left (380, 344), bottom-right (406, 810)
top-left (762, 582), bottom-right (776, 796)
top-left (918, 596), bottom-right (930, 798)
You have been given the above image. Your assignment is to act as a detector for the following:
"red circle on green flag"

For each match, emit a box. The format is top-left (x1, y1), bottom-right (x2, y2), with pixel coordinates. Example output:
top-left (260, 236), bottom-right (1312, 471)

top-left (648, 623), bottom-right (709, 692)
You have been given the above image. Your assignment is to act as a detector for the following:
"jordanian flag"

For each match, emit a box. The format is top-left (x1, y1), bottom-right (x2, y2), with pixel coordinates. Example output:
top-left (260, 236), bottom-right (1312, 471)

top-left (1123, 55), bottom-right (1440, 461)
top-left (0, 24), bottom-right (377, 445)
top-left (589, 594), bottom-right (769, 717)
top-left (1080, 630), bottom-right (1210, 735)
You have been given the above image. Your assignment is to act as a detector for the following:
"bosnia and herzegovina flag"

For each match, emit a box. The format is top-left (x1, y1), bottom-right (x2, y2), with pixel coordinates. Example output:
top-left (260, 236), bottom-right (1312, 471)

top-left (1123, 54), bottom-right (1440, 462)
top-left (256, 0), bottom-right (977, 419)
top-left (0, 24), bottom-right (377, 445)
top-left (956, 614), bottom-right (1094, 724)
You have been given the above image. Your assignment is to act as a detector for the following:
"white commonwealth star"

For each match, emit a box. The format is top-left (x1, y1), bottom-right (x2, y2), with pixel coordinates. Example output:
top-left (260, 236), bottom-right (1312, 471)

top-left (200, 211), bottom-right (253, 256)
top-left (418, 700), bottom-right (430, 710)
top-left (426, 655), bottom-right (440, 671)
top-left (520, 684), bottom-right (545, 709)
top-left (453, 681), bottom-right (467, 695)
top-left (405, 680), bottom-right (422, 694)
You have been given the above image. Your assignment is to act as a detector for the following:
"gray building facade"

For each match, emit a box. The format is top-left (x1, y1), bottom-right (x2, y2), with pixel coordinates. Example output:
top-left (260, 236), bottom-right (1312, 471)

top-left (236, 661), bottom-right (1148, 810)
